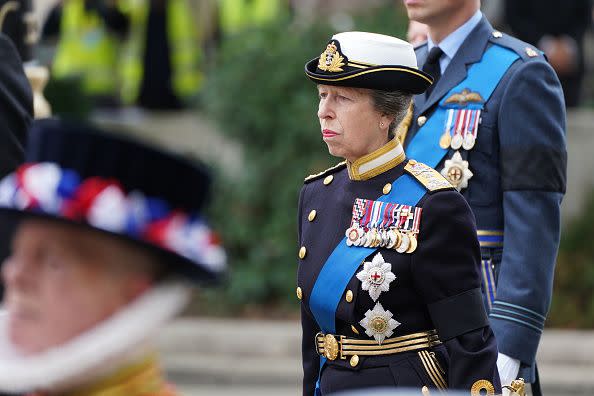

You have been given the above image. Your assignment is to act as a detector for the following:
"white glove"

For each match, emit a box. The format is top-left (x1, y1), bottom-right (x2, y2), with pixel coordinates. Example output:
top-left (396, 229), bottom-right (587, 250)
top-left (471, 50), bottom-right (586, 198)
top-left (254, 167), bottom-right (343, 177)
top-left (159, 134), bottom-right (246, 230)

top-left (497, 352), bottom-right (520, 395)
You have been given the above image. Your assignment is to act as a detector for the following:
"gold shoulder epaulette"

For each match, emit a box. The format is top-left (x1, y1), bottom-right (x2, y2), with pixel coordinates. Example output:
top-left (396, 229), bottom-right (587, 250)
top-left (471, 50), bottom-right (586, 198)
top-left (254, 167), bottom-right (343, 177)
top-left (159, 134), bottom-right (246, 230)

top-left (404, 160), bottom-right (453, 192)
top-left (304, 161), bottom-right (347, 183)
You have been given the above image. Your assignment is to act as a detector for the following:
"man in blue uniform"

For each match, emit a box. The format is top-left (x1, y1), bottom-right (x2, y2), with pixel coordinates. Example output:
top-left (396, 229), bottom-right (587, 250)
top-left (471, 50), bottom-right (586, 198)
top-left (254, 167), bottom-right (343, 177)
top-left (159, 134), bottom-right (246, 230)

top-left (401, 1), bottom-right (567, 394)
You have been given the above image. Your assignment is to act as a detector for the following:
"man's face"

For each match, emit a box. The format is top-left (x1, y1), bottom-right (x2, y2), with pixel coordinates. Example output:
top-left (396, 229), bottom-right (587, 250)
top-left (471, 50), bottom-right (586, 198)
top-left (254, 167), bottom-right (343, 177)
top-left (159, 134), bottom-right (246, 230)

top-left (1, 220), bottom-right (152, 355)
top-left (402, 0), bottom-right (471, 25)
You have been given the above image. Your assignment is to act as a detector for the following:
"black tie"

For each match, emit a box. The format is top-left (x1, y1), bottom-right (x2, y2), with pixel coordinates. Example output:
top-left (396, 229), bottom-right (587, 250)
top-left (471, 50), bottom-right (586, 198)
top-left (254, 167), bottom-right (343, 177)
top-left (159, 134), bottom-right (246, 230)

top-left (422, 46), bottom-right (443, 97)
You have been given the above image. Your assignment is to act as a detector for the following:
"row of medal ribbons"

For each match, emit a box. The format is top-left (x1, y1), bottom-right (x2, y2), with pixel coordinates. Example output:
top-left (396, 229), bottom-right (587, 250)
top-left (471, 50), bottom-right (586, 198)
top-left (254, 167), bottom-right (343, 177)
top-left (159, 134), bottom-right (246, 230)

top-left (346, 226), bottom-right (418, 254)
top-left (439, 108), bottom-right (481, 150)
top-left (345, 198), bottom-right (423, 254)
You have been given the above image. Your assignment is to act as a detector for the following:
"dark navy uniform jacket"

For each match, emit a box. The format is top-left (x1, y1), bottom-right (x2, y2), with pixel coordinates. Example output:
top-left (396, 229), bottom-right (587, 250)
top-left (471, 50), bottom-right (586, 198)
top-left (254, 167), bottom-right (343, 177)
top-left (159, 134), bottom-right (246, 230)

top-left (297, 141), bottom-right (500, 395)
top-left (404, 16), bottom-right (567, 382)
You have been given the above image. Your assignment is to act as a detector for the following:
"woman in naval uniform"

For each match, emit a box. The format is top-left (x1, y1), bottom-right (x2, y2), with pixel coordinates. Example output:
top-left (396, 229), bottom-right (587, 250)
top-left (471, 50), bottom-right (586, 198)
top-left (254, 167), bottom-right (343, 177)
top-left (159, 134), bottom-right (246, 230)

top-left (297, 32), bottom-right (500, 396)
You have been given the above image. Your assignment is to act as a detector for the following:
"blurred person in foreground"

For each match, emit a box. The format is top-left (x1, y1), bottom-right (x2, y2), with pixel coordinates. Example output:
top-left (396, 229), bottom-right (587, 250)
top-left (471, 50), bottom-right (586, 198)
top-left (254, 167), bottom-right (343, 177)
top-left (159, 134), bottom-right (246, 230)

top-left (0, 119), bottom-right (226, 395)
top-left (401, 0), bottom-right (567, 394)
top-left (0, 32), bottom-right (34, 298)
top-left (298, 31), bottom-right (499, 395)
top-left (504, 0), bottom-right (593, 107)
top-left (0, 32), bottom-right (32, 180)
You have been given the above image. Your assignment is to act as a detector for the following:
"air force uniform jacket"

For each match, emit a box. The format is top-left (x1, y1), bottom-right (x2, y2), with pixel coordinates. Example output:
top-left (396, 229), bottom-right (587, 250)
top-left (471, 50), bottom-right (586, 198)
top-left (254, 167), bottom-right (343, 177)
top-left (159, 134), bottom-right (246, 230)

top-left (404, 16), bottom-right (567, 382)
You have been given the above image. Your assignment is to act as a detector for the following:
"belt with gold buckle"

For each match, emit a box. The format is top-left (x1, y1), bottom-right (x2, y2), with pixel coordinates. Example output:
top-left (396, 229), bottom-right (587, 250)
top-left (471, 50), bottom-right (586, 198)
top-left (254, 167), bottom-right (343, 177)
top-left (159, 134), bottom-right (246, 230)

top-left (315, 329), bottom-right (441, 361)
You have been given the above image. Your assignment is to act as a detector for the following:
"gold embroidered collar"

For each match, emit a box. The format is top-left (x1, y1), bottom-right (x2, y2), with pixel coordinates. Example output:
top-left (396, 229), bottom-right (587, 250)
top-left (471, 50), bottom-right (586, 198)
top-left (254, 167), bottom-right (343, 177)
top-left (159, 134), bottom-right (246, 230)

top-left (60, 355), bottom-right (173, 396)
top-left (347, 138), bottom-right (406, 181)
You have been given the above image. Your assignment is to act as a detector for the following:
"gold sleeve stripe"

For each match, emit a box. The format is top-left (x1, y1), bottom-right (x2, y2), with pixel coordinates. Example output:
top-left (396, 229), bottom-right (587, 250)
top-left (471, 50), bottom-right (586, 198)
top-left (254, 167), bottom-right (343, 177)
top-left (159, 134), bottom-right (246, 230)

top-left (418, 351), bottom-right (447, 390)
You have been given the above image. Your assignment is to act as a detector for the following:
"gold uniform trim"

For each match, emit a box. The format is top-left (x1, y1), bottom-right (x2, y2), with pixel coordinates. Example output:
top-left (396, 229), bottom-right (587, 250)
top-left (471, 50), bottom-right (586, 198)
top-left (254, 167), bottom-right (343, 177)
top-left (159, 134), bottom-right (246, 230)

top-left (418, 350), bottom-right (447, 390)
top-left (477, 230), bottom-right (504, 236)
top-left (348, 59), bottom-right (380, 67)
top-left (471, 379), bottom-right (495, 396)
top-left (347, 138), bottom-right (406, 181)
top-left (480, 241), bottom-right (504, 247)
top-left (316, 330), bottom-right (441, 360)
top-left (396, 102), bottom-right (414, 144)
top-left (304, 161), bottom-right (347, 183)
top-left (404, 161), bottom-right (453, 192)
top-left (347, 63), bottom-right (367, 69)
top-left (308, 67), bottom-right (433, 84)
top-left (65, 354), bottom-right (167, 396)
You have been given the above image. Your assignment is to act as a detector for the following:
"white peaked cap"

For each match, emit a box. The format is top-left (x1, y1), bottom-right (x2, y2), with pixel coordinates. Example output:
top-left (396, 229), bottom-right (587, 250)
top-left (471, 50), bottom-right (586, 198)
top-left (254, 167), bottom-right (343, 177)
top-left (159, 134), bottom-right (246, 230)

top-left (331, 31), bottom-right (419, 68)
top-left (305, 31), bottom-right (432, 94)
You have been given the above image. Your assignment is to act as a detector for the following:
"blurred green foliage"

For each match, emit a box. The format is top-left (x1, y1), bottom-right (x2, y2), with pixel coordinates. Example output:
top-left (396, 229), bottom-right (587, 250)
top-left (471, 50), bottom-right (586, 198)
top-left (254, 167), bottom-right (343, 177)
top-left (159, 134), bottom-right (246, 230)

top-left (196, 5), bottom-right (409, 315)
top-left (548, 193), bottom-right (594, 328)
top-left (44, 75), bottom-right (93, 119)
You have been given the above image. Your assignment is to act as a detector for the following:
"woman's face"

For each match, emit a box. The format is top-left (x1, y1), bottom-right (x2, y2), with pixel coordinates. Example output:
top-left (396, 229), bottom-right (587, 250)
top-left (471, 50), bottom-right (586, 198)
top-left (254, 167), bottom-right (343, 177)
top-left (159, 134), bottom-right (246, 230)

top-left (317, 84), bottom-right (392, 162)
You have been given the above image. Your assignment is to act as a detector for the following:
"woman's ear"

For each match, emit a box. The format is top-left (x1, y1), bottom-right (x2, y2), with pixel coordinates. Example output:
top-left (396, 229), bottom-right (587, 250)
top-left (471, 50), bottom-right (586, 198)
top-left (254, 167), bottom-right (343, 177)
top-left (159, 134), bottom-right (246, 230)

top-left (379, 114), bottom-right (395, 131)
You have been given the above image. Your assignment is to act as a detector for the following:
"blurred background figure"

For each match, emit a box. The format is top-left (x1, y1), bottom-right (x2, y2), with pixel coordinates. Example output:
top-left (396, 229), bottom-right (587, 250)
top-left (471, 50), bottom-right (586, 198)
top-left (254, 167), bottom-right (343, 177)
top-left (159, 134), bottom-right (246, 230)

top-left (503, 0), bottom-right (593, 107)
top-left (216, 0), bottom-right (288, 37)
top-left (44, 0), bottom-right (203, 110)
top-left (43, 0), bottom-right (128, 108)
top-left (119, 0), bottom-right (203, 109)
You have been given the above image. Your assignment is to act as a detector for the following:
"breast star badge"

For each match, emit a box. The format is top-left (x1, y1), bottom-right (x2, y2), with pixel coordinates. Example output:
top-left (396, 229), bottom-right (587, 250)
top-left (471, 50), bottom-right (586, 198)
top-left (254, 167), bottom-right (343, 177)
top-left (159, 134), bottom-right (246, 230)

top-left (441, 151), bottom-right (473, 191)
top-left (356, 252), bottom-right (396, 301)
top-left (359, 302), bottom-right (401, 345)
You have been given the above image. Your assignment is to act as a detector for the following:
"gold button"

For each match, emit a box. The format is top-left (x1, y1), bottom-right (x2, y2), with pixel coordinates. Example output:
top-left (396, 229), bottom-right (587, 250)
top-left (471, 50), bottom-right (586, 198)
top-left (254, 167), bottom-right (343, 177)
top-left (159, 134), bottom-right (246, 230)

top-left (382, 183), bottom-right (392, 195)
top-left (492, 30), bottom-right (503, 38)
top-left (323, 175), bottom-right (334, 185)
top-left (308, 210), bottom-right (317, 222)
top-left (299, 246), bottom-right (307, 259)
top-left (409, 159), bottom-right (417, 165)
top-left (417, 116), bottom-right (427, 127)
top-left (296, 287), bottom-right (302, 300)
top-left (345, 290), bottom-right (353, 303)
top-left (351, 325), bottom-right (360, 335)
top-left (349, 355), bottom-right (359, 367)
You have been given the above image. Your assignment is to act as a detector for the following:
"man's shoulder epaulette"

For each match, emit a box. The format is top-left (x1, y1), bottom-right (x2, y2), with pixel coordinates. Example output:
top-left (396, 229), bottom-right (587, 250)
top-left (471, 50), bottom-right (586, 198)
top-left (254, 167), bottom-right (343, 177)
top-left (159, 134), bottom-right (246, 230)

top-left (404, 160), bottom-right (453, 192)
top-left (304, 161), bottom-right (347, 184)
top-left (489, 31), bottom-right (545, 62)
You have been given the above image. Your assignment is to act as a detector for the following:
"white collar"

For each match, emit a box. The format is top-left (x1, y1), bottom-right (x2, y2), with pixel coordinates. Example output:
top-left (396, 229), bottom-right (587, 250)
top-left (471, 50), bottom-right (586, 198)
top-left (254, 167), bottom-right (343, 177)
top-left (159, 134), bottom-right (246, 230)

top-left (347, 138), bottom-right (406, 181)
top-left (0, 282), bottom-right (190, 393)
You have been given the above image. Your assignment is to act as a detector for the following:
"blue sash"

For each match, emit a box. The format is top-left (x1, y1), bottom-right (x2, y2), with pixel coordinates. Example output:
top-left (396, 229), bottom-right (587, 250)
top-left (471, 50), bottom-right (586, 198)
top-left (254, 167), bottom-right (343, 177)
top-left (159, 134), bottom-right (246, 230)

top-left (406, 44), bottom-right (519, 168)
top-left (309, 173), bottom-right (426, 395)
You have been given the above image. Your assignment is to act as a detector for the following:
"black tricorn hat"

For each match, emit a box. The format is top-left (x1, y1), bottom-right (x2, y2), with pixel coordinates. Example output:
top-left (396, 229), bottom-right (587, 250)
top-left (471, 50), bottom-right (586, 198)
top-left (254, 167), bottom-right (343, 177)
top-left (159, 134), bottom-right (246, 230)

top-left (0, 119), bottom-right (226, 283)
top-left (305, 31), bottom-right (432, 94)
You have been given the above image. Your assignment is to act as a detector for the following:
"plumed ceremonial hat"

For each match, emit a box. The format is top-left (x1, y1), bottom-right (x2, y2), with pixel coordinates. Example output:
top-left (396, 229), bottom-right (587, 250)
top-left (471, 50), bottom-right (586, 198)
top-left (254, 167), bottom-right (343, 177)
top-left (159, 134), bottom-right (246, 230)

top-left (305, 31), bottom-right (432, 93)
top-left (0, 119), bottom-right (226, 283)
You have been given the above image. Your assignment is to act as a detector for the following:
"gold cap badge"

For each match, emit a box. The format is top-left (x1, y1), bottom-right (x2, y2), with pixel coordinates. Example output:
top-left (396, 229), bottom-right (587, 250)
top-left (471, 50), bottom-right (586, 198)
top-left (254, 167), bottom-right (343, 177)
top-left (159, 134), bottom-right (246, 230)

top-left (318, 41), bottom-right (345, 73)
